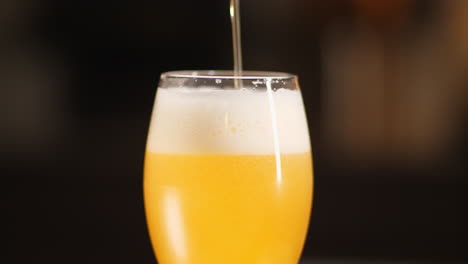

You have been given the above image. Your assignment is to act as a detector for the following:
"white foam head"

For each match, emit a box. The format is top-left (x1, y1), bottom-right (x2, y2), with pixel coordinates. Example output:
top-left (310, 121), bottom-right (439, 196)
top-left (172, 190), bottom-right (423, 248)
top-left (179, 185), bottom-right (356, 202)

top-left (147, 88), bottom-right (310, 154)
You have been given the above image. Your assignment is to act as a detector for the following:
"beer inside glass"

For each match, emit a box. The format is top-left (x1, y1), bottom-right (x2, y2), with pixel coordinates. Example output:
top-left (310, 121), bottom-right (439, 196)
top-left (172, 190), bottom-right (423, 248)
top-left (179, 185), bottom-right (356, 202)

top-left (144, 71), bottom-right (313, 264)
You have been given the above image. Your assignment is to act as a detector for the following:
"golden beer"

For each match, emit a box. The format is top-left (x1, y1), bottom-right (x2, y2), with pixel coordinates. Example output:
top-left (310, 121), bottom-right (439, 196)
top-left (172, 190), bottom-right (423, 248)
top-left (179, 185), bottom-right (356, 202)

top-left (145, 152), bottom-right (312, 264)
top-left (144, 74), bottom-right (312, 264)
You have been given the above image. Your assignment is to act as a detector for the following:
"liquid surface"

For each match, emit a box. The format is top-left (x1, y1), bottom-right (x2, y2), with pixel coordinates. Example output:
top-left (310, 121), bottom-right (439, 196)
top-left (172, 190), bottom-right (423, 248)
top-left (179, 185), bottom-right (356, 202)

top-left (144, 152), bottom-right (313, 264)
top-left (147, 88), bottom-right (310, 154)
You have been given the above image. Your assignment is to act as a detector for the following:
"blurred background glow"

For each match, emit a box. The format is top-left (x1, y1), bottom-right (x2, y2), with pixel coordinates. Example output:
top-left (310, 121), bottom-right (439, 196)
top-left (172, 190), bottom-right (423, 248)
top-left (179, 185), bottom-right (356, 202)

top-left (3, 0), bottom-right (467, 263)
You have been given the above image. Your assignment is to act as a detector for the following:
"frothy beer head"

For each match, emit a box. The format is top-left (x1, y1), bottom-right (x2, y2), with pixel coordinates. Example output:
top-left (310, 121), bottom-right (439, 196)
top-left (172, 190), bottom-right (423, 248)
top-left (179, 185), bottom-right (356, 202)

top-left (147, 88), bottom-right (310, 154)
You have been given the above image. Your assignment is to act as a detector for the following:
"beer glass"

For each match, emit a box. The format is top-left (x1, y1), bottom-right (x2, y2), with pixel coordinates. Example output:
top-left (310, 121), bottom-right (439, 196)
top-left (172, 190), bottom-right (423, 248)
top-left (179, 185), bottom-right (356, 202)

top-left (144, 71), bottom-right (313, 264)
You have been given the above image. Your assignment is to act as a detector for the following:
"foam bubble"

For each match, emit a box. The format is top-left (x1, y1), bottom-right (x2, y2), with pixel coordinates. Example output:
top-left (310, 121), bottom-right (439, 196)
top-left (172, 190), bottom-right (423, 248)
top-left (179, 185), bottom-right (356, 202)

top-left (147, 88), bottom-right (310, 154)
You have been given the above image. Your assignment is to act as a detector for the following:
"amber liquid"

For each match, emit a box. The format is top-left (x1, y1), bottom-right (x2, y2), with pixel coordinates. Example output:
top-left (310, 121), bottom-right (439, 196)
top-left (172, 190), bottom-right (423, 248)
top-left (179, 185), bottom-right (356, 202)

top-left (144, 152), bottom-right (313, 264)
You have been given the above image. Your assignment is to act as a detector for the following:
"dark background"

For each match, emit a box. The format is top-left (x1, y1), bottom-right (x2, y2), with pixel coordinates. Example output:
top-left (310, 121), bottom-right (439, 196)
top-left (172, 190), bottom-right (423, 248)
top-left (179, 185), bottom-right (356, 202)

top-left (3, 0), bottom-right (467, 263)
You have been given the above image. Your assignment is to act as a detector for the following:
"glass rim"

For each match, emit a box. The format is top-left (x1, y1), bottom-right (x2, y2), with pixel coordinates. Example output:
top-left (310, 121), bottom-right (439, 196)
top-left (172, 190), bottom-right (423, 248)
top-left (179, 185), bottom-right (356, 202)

top-left (161, 70), bottom-right (297, 80)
